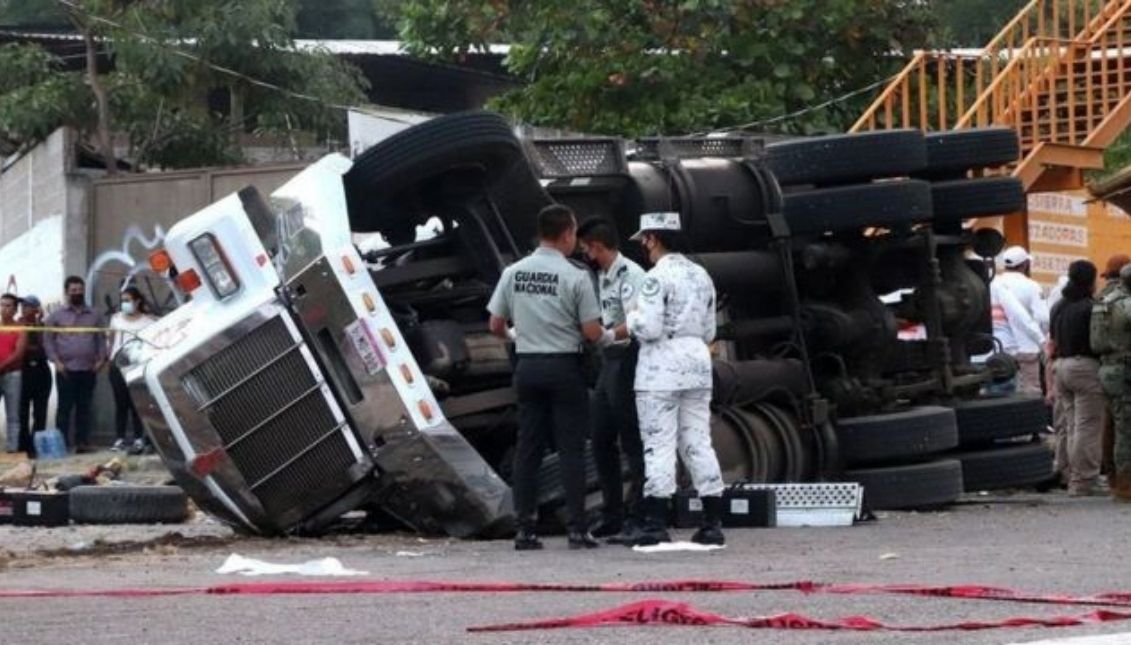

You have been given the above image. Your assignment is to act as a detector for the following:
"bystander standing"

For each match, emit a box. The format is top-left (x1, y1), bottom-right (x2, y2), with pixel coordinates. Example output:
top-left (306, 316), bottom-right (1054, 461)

top-left (44, 276), bottom-right (106, 453)
top-left (1050, 261), bottom-right (1104, 496)
top-left (0, 293), bottom-right (25, 453)
top-left (17, 295), bottom-right (50, 457)
top-left (992, 246), bottom-right (1050, 395)
top-left (109, 287), bottom-right (157, 454)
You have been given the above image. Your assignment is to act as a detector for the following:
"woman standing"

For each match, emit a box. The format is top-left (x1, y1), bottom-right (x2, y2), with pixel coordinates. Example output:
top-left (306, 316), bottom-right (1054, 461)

top-left (625, 212), bottom-right (726, 546)
top-left (1051, 260), bottom-right (1105, 496)
top-left (108, 287), bottom-right (156, 454)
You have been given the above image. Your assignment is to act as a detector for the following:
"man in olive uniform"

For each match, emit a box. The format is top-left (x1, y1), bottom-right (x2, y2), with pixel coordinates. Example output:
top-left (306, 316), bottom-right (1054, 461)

top-left (488, 204), bottom-right (607, 550)
top-left (1092, 263), bottom-right (1131, 501)
top-left (1098, 255), bottom-right (1129, 478)
top-left (578, 218), bottom-right (647, 543)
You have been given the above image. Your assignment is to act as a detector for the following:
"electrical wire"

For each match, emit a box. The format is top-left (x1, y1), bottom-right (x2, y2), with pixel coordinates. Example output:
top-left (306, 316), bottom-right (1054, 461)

top-left (51, 0), bottom-right (414, 124)
top-left (685, 73), bottom-right (900, 136)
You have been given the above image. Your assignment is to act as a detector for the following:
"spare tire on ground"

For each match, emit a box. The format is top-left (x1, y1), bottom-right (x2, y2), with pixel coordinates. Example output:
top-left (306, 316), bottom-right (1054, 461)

top-left (835, 406), bottom-right (959, 467)
top-left (69, 485), bottom-right (189, 524)
top-left (956, 442), bottom-right (1055, 492)
top-left (765, 130), bottom-right (927, 186)
top-left (844, 459), bottom-right (964, 510)
top-left (953, 395), bottom-right (1050, 447)
top-left (344, 111), bottom-right (524, 234)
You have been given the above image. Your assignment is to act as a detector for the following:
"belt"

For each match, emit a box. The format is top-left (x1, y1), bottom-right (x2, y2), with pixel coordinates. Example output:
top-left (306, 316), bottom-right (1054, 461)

top-left (516, 352), bottom-right (581, 359)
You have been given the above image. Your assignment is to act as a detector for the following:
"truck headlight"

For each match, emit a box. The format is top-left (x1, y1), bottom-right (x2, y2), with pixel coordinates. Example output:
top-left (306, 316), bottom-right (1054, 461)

top-left (189, 234), bottom-right (240, 298)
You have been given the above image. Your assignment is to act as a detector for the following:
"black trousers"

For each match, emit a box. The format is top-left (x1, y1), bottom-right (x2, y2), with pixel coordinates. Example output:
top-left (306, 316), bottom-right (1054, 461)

top-left (109, 365), bottom-right (144, 440)
top-left (591, 344), bottom-right (644, 521)
top-left (18, 363), bottom-right (51, 455)
top-left (512, 354), bottom-right (589, 533)
top-left (56, 370), bottom-right (96, 449)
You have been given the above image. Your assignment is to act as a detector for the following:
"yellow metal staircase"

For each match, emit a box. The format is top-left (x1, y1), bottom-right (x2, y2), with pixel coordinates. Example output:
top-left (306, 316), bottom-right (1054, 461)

top-left (852, 0), bottom-right (1131, 198)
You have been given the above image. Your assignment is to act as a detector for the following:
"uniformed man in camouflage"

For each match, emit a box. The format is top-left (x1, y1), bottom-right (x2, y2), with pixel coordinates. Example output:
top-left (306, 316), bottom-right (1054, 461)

top-left (577, 218), bottom-right (647, 544)
top-left (488, 204), bottom-right (607, 550)
top-left (626, 212), bottom-right (726, 546)
top-left (1091, 263), bottom-right (1131, 502)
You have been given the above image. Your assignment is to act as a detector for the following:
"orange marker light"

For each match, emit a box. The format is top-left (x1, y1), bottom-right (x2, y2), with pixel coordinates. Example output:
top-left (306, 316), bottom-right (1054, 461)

top-left (418, 400), bottom-right (433, 421)
top-left (380, 328), bottom-right (396, 349)
top-left (342, 255), bottom-right (356, 275)
top-left (175, 268), bottom-right (203, 292)
top-left (149, 249), bottom-right (173, 273)
top-left (362, 293), bottom-right (376, 312)
top-left (399, 364), bottom-right (415, 384)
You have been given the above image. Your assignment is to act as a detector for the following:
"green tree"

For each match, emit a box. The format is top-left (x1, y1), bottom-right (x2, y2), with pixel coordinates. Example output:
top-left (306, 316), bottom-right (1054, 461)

top-left (295, 0), bottom-right (393, 39)
top-left (932, 0), bottom-right (1029, 47)
top-left (0, 0), bottom-right (67, 28)
top-left (0, 0), bottom-right (368, 170)
top-left (386, 0), bottom-right (936, 136)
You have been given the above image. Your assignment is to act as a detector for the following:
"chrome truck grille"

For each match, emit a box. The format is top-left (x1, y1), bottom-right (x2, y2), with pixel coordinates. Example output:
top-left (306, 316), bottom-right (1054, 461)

top-left (182, 317), bottom-right (358, 520)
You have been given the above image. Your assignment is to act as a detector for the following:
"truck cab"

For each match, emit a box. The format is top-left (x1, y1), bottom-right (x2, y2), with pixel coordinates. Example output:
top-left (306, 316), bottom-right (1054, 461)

top-left (122, 154), bottom-right (513, 537)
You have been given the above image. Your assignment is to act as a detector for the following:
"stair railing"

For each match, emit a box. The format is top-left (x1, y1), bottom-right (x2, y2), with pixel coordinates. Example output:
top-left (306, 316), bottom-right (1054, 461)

top-left (851, 0), bottom-right (1114, 133)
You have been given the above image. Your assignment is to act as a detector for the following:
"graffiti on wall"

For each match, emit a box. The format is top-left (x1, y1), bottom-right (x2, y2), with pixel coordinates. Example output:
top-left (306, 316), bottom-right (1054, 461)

top-left (86, 224), bottom-right (180, 315)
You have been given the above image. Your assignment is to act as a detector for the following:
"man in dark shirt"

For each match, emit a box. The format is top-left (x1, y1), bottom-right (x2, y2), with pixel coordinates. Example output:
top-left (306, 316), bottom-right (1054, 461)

top-left (1050, 260), bottom-right (1104, 496)
top-left (17, 295), bottom-right (51, 457)
top-left (44, 277), bottom-right (106, 454)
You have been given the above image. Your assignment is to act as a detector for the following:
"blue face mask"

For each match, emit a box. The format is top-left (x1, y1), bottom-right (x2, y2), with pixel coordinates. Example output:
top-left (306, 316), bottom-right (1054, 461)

top-left (121, 301), bottom-right (136, 315)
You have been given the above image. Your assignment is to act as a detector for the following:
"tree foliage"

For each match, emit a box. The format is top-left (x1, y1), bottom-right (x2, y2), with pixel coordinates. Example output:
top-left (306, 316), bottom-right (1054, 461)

top-left (388, 0), bottom-right (937, 136)
top-left (0, 0), bottom-right (368, 169)
top-left (932, 0), bottom-right (1029, 47)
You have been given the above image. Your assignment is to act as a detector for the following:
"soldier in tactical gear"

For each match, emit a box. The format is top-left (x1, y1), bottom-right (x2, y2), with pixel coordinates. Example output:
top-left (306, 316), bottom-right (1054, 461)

top-left (1092, 263), bottom-right (1131, 502)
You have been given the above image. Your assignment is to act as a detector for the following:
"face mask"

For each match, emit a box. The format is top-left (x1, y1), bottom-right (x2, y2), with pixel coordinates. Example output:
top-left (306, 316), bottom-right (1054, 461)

top-left (121, 301), bottom-right (136, 315)
top-left (69, 294), bottom-right (85, 307)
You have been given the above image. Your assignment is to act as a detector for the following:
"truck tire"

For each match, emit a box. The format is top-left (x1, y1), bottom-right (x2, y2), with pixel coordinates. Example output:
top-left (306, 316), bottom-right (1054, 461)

top-left (930, 177), bottom-right (1025, 221)
top-left (835, 406), bottom-right (959, 466)
top-left (489, 152), bottom-right (555, 252)
top-left (953, 395), bottom-right (1050, 447)
top-left (765, 130), bottom-right (926, 186)
top-left (344, 111), bottom-right (524, 233)
top-left (844, 459), bottom-right (964, 510)
top-left (920, 128), bottom-right (1020, 176)
top-left (957, 442), bottom-right (1055, 492)
top-left (783, 180), bottom-right (933, 235)
top-left (535, 443), bottom-right (603, 507)
top-left (69, 485), bottom-right (189, 524)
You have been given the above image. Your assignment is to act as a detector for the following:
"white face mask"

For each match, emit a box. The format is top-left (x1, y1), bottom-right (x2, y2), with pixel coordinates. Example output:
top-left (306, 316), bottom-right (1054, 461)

top-left (121, 301), bottom-right (136, 315)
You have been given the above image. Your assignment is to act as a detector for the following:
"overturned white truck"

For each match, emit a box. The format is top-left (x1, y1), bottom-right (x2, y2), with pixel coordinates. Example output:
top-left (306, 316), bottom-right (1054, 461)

top-left (124, 112), bottom-right (1053, 538)
top-left (122, 155), bottom-right (513, 537)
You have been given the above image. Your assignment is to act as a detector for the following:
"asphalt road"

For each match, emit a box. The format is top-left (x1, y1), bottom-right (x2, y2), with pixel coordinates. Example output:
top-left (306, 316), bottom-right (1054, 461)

top-left (2, 491), bottom-right (1131, 644)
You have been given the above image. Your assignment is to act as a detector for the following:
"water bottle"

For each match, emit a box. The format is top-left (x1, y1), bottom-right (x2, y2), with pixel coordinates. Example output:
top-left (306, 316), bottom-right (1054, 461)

top-left (33, 428), bottom-right (67, 460)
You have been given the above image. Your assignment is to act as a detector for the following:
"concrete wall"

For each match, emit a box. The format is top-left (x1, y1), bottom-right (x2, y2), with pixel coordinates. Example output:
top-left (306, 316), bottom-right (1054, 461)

top-left (86, 164), bottom-right (303, 313)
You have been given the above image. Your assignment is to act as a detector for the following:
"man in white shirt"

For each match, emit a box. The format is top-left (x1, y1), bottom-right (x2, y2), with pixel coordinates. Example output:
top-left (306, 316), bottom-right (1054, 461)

top-left (991, 246), bottom-right (1049, 395)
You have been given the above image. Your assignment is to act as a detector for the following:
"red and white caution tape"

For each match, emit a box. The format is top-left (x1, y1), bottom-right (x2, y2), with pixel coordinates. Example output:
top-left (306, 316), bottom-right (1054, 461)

top-left (8, 578), bottom-right (1131, 634)
top-left (467, 598), bottom-right (1131, 633)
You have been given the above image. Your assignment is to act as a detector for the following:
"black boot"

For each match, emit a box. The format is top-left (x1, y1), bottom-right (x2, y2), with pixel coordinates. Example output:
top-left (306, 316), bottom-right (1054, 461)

top-left (588, 514), bottom-right (622, 539)
top-left (629, 497), bottom-right (671, 546)
top-left (606, 514), bottom-right (641, 545)
top-left (514, 525), bottom-right (543, 551)
top-left (567, 530), bottom-right (600, 549)
top-left (691, 496), bottom-right (726, 546)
